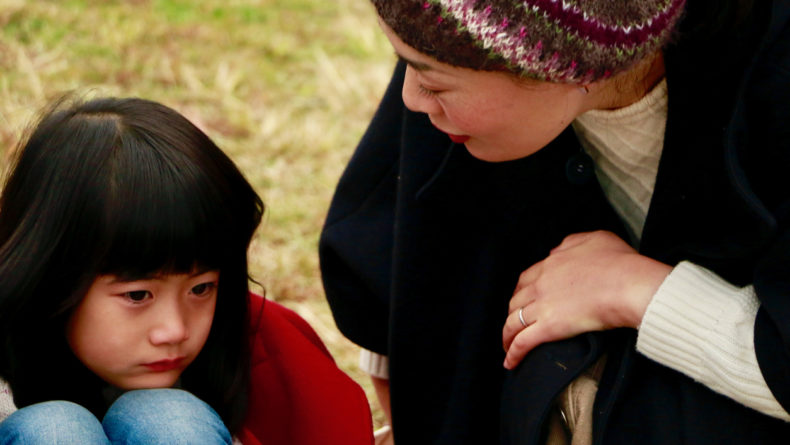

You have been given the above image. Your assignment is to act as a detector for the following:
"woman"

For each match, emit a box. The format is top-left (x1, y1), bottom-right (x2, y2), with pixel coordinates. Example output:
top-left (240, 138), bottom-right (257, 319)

top-left (321, 0), bottom-right (790, 444)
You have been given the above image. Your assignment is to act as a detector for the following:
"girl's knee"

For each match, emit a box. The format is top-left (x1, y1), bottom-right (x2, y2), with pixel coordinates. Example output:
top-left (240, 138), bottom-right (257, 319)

top-left (103, 389), bottom-right (232, 444)
top-left (0, 401), bottom-right (108, 444)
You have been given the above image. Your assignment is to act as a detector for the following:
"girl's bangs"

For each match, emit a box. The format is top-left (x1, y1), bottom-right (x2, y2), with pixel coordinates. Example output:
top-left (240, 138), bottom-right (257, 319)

top-left (95, 140), bottom-right (238, 279)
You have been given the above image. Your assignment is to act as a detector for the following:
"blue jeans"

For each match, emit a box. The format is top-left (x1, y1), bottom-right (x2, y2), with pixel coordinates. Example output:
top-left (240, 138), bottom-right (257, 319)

top-left (0, 389), bottom-right (232, 444)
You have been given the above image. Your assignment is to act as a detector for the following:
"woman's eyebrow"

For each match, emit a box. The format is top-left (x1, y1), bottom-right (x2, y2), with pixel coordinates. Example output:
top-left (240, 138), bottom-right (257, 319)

top-left (397, 54), bottom-right (434, 72)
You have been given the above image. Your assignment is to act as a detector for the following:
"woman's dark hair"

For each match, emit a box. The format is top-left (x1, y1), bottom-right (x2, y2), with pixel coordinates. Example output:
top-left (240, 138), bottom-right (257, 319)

top-left (0, 97), bottom-right (264, 432)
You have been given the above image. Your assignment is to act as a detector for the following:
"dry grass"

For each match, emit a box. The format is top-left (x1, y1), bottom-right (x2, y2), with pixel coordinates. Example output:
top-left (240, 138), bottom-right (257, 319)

top-left (0, 0), bottom-right (395, 428)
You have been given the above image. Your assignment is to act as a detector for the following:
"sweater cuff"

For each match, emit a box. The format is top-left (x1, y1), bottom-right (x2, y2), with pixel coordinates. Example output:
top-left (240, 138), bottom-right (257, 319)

top-left (359, 348), bottom-right (389, 379)
top-left (636, 261), bottom-right (788, 420)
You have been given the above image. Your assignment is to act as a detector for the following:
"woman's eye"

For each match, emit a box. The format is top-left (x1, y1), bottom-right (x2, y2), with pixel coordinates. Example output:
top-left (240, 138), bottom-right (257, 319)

top-left (124, 290), bottom-right (152, 303)
top-left (191, 282), bottom-right (216, 296)
top-left (418, 84), bottom-right (439, 97)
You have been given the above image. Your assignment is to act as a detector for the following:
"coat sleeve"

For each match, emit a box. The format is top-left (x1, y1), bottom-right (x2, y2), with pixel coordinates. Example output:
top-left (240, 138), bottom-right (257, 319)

top-left (743, 8), bottom-right (790, 415)
top-left (318, 62), bottom-right (407, 354)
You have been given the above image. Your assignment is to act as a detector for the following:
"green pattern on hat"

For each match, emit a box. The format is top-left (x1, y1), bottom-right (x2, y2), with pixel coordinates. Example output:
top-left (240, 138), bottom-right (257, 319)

top-left (374, 0), bottom-right (685, 83)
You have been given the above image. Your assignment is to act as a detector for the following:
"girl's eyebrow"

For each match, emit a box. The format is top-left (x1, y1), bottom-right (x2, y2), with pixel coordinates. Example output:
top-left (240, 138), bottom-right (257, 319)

top-left (396, 54), bottom-right (434, 72)
top-left (107, 267), bottom-right (217, 284)
top-left (108, 274), bottom-right (158, 284)
top-left (190, 267), bottom-right (217, 277)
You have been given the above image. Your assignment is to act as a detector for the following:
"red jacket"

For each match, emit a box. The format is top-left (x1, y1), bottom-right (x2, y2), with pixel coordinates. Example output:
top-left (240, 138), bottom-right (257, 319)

top-left (236, 294), bottom-right (374, 445)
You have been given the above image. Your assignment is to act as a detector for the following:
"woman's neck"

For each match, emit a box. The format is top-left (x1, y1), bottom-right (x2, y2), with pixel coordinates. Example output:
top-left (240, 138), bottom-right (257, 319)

top-left (586, 52), bottom-right (667, 111)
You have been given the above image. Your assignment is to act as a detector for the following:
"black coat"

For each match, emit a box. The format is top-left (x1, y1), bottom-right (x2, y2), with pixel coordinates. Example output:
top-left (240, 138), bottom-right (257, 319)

top-left (320, 1), bottom-right (790, 443)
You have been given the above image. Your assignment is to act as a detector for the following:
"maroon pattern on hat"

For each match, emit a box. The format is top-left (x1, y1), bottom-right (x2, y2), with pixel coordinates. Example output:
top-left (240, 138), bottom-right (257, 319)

top-left (374, 0), bottom-right (686, 83)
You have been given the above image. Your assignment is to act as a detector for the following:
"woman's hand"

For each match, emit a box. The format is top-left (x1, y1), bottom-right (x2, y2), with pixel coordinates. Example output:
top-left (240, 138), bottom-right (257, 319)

top-left (502, 230), bottom-right (672, 370)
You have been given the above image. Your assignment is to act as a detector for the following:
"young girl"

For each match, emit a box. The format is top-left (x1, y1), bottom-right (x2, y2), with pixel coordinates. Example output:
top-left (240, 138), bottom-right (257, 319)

top-left (0, 97), bottom-right (373, 444)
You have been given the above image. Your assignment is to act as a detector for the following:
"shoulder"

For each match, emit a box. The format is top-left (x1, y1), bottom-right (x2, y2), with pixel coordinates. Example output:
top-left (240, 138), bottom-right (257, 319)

top-left (242, 293), bottom-right (374, 445)
top-left (247, 292), bottom-right (332, 359)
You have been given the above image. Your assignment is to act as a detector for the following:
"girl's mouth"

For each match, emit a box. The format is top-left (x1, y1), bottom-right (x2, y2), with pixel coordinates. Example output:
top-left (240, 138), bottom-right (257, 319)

top-left (143, 358), bottom-right (184, 372)
top-left (447, 134), bottom-right (471, 144)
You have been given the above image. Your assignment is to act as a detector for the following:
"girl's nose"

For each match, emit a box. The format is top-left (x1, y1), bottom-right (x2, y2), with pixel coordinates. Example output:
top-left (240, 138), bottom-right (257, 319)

top-left (149, 304), bottom-right (190, 346)
top-left (401, 65), bottom-right (442, 116)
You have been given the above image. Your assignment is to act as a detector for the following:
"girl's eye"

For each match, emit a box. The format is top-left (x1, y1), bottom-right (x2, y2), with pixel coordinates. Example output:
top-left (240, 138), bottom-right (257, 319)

top-left (418, 84), bottom-right (439, 97)
top-left (191, 282), bottom-right (216, 297)
top-left (124, 290), bottom-right (152, 303)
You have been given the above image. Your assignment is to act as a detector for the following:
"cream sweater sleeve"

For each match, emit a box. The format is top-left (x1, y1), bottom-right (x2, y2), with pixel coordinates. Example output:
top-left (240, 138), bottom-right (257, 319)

top-left (636, 261), bottom-right (789, 420)
top-left (359, 348), bottom-right (389, 379)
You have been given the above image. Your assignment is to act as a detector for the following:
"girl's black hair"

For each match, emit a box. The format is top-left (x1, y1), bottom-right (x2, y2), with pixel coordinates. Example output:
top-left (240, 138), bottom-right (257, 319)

top-left (0, 97), bottom-right (264, 432)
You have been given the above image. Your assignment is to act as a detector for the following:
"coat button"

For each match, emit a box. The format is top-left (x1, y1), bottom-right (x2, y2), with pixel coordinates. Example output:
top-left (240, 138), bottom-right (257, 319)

top-left (565, 152), bottom-right (595, 185)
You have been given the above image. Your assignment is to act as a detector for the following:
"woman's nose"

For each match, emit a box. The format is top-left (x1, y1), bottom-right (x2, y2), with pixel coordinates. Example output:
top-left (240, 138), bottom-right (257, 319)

top-left (401, 65), bottom-right (442, 116)
top-left (149, 303), bottom-right (190, 346)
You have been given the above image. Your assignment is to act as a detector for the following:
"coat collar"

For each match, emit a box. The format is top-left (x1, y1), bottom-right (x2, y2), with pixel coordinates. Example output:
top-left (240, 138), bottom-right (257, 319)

top-left (639, 0), bottom-right (776, 280)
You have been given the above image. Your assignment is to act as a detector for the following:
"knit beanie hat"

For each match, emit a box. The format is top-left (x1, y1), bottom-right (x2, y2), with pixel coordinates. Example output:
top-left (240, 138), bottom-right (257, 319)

top-left (373, 0), bottom-right (686, 83)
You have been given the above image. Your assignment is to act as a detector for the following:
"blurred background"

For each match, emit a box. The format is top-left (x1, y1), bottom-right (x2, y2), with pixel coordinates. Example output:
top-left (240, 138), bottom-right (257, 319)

top-left (0, 0), bottom-right (395, 427)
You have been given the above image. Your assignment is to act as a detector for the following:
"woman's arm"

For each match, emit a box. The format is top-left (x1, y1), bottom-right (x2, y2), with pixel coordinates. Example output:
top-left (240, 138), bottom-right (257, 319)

top-left (501, 230), bottom-right (790, 420)
top-left (637, 261), bottom-right (788, 420)
top-left (372, 375), bottom-right (393, 426)
top-left (359, 349), bottom-right (392, 424)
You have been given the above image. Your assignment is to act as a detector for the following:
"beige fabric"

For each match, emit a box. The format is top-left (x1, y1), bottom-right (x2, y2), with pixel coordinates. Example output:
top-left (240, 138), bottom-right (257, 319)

top-left (544, 407), bottom-right (571, 445)
top-left (545, 356), bottom-right (606, 445)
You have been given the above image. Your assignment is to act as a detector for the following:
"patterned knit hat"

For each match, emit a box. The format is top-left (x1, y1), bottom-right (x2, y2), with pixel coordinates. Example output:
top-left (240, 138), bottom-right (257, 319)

top-left (373, 0), bottom-right (686, 83)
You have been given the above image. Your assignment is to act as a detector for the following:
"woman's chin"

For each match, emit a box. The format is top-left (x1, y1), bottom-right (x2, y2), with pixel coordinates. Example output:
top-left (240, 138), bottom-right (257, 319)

top-left (464, 140), bottom-right (544, 163)
top-left (463, 142), bottom-right (517, 163)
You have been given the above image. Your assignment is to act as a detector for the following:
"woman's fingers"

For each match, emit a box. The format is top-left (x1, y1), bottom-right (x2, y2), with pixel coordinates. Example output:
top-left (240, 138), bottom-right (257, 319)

top-left (503, 322), bottom-right (545, 370)
top-left (549, 230), bottom-right (594, 254)
top-left (503, 300), bottom-right (535, 351)
top-left (503, 230), bottom-right (668, 370)
top-left (510, 263), bottom-right (541, 311)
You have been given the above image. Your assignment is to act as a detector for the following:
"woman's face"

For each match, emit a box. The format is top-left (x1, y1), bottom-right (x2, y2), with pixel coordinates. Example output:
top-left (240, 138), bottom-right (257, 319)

top-left (67, 270), bottom-right (219, 390)
top-left (380, 21), bottom-right (588, 162)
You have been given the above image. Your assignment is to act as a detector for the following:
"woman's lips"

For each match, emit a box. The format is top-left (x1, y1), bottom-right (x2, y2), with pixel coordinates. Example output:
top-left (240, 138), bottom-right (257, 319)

top-left (447, 134), bottom-right (470, 144)
top-left (143, 358), bottom-right (183, 372)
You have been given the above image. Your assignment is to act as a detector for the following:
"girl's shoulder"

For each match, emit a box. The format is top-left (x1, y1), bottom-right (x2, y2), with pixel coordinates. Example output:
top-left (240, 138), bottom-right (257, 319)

top-left (247, 293), bottom-right (331, 358)
top-left (242, 293), bottom-right (373, 445)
